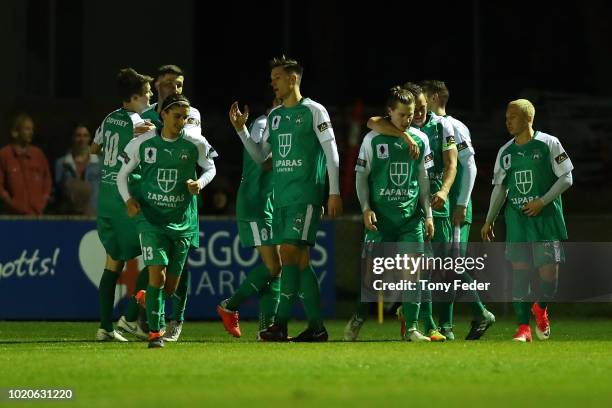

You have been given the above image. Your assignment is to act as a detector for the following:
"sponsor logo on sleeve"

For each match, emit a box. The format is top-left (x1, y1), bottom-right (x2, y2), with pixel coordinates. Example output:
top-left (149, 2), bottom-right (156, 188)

top-left (424, 153), bottom-right (433, 165)
top-left (446, 135), bottom-right (456, 145)
top-left (317, 121), bottom-right (332, 133)
top-left (457, 141), bottom-right (468, 151)
top-left (555, 152), bottom-right (568, 165)
top-left (356, 158), bottom-right (367, 168)
top-left (119, 151), bottom-right (130, 164)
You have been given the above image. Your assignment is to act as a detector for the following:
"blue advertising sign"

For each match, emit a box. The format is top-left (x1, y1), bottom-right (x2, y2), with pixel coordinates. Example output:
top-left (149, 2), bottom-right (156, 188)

top-left (0, 218), bottom-right (335, 320)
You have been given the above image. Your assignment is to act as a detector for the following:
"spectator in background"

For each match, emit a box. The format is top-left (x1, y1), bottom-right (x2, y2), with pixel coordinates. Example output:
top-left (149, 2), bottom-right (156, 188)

top-left (0, 113), bottom-right (51, 215)
top-left (55, 123), bottom-right (100, 215)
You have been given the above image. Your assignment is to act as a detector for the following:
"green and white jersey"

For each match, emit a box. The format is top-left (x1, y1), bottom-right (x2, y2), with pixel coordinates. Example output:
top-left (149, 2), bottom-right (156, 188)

top-left (94, 108), bottom-right (144, 217)
top-left (120, 128), bottom-right (217, 236)
top-left (355, 127), bottom-right (433, 227)
top-left (420, 111), bottom-right (457, 218)
top-left (236, 114), bottom-right (273, 221)
top-left (447, 115), bottom-right (475, 224)
top-left (493, 131), bottom-right (573, 238)
top-left (141, 104), bottom-right (202, 130)
top-left (263, 97), bottom-right (334, 208)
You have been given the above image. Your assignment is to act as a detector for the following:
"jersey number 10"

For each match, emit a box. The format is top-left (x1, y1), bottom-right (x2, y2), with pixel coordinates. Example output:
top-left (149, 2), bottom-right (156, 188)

top-left (103, 131), bottom-right (120, 166)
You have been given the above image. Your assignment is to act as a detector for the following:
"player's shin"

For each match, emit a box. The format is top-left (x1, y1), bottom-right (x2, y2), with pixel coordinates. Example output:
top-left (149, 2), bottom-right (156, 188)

top-left (512, 268), bottom-right (531, 325)
top-left (99, 269), bottom-right (120, 331)
top-left (299, 265), bottom-right (323, 330)
top-left (275, 264), bottom-right (300, 326)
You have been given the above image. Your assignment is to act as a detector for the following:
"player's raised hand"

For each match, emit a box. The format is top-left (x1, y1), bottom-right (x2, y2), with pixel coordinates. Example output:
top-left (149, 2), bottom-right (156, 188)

top-left (134, 120), bottom-right (156, 136)
top-left (363, 209), bottom-right (377, 231)
top-left (402, 132), bottom-right (420, 161)
top-left (522, 198), bottom-right (544, 217)
top-left (186, 179), bottom-right (201, 195)
top-left (424, 217), bottom-right (435, 241)
top-left (229, 101), bottom-right (249, 131)
top-left (126, 198), bottom-right (141, 217)
top-left (327, 194), bottom-right (343, 218)
top-left (481, 222), bottom-right (495, 242)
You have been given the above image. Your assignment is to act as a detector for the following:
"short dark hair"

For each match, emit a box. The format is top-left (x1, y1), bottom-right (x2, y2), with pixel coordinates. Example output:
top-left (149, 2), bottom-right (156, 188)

top-left (420, 80), bottom-right (449, 105)
top-left (157, 64), bottom-right (184, 79)
top-left (401, 82), bottom-right (424, 100)
top-left (386, 86), bottom-right (414, 110)
top-left (161, 93), bottom-right (190, 112)
top-left (270, 55), bottom-right (303, 83)
top-left (116, 68), bottom-right (152, 103)
top-left (11, 113), bottom-right (33, 132)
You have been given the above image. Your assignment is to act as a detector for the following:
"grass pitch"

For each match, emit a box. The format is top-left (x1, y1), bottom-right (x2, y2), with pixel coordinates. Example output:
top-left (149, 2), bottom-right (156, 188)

top-left (1, 318), bottom-right (611, 407)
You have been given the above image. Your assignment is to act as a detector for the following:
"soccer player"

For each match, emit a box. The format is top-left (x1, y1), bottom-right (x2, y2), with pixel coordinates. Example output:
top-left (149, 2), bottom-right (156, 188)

top-left (343, 86), bottom-right (434, 342)
top-left (367, 82), bottom-right (456, 341)
top-left (482, 99), bottom-right (573, 342)
top-left (229, 56), bottom-right (342, 341)
top-left (91, 68), bottom-right (153, 341)
top-left (217, 97), bottom-right (282, 339)
top-left (122, 64), bottom-right (201, 342)
top-left (117, 93), bottom-right (217, 348)
top-left (420, 80), bottom-right (495, 340)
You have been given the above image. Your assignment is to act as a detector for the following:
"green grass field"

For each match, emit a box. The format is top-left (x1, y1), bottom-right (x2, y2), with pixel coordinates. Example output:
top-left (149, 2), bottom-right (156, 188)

top-left (1, 319), bottom-right (612, 407)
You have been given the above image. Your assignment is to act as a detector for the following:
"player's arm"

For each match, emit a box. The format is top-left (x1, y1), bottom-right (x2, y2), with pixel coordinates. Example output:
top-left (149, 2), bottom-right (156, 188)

top-left (187, 138), bottom-right (218, 195)
top-left (523, 137), bottom-right (574, 217)
top-left (116, 140), bottom-right (141, 216)
top-left (229, 102), bottom-right (271, 163)
top-left (366, 116), bottom-right (419, 159)
top-left (453, 154), bottom-right (477, 226)
top-left (418, 139), bottom-right (435, 240)
top-left (481, 147), bottom-right (508, 241)
top-left (431, 120), bottom-right (458, 210)
top-left (355, 138), bottom-right (374, 230)
top-left (312, 105), bottom-right (342, 217)
top-left (90, 124), bottom-right (104, 155)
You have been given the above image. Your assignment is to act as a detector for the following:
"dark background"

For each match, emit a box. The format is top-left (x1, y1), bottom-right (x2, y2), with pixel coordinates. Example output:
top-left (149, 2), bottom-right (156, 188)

top-left (1, 0), bottom-right (611, 215)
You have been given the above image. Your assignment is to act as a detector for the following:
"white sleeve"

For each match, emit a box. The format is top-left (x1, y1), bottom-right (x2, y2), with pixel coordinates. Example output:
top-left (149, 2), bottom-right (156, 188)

top-left (485, 184), bottom-right (508, 223)
top-left (492, 147), bottom-right (508, 185)
top-left (540, 172), bottom-right (573, 205)
top-left (547, 137), bottom-right (574, 176)
top-left (310, 104), bottom-right (335, 144)
top-left (93, 122), bottom-right (104, 145)
top-left (195, 137), bottom-right (218, 189)
top-left (237, 125), bottom-right (272, 163)
top-left (321, 139), bottom-right (340, 195)
top-left (440, 117), bottom-right (457, 152)
top-left (117, 139), bottom-right (141, 202)
top-left (420, 134), bottom-right (434, 171)
top-left (417, 158), bottom-right (433, 218)
top-left (249, 116), bottom-right (267, 144)
top-left (355, 171), bottom-right (371, 213)
top-left (355, 137), bottom-right (372, 174)
top-left (129, 112), bottom-right (145, 128)
top-left (456, 155), bottom-right (477, 207)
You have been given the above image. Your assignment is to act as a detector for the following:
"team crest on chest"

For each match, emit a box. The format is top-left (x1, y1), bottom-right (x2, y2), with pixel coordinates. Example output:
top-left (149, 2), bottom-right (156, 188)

top-left (157, 168), bottom-right (177, 193)
top-left (278, 133), bottom-right (292, 157)
top-left (389, 162), bottom-right (410, 186)
top-left (514, 170), bottom-right (533, 195)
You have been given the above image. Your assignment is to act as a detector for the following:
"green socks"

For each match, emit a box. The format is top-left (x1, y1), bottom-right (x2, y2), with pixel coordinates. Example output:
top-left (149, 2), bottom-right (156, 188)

top-left (226, 264), bottom-right (272, 311)
top-left (99, 269), bottom-right (119, 331)
top-left (258, 276), bottom-right (280, 330)
top-left (125, 267), bottom-right (149, 322)
top-left (171, 267), bottom-right (190, 322)
top-left (146, 285), bottom-right (164, 332)
top-left (299, 265), bottom-right (323, 330)
top-left (512, 268), bottom-right (531, 325)
top-left (275, 265), bottom-right (300, 326)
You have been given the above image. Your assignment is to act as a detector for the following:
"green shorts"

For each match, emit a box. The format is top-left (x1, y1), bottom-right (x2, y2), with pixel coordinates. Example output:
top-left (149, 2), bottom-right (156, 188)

top-left (505, 241), bottom-right (565, 267)
top-left (96, 215), bottom-right (141, 261)
top-left (425, 216), bottom-right (452, 257)
top-left (272, 204), bottom-right (321, 246)
top-left (364, 215), bottom-right (424, 254)
top-left (238, 218), bottom-right (273, 248)
top-left (139, 231), bottom-right (191, 276)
